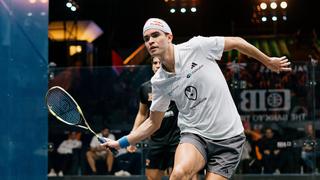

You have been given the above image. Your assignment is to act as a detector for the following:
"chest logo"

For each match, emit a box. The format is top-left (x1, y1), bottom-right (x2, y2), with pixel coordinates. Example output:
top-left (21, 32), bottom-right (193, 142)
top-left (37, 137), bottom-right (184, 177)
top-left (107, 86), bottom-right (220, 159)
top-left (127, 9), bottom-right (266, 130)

top-left (184, 86), bottom-right (197, 100)
top-left (186, 64), bottom-right (204, 78)
top-left (191, 62), bottom-right (198, 69)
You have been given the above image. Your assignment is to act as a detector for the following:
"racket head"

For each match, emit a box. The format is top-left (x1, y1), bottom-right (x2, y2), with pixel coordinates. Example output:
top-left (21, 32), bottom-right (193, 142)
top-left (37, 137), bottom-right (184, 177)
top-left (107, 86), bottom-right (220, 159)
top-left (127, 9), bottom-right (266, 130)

top-left (46, 86), bottom-right (118, 156)
top-left (45, 86), bottom-right (82, 126)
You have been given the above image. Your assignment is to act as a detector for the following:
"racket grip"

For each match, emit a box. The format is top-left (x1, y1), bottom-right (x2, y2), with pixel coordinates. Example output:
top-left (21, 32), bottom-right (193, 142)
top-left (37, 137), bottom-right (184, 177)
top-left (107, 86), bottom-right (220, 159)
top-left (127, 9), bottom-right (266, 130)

top-left (98, 137), bottom-right (118, 156)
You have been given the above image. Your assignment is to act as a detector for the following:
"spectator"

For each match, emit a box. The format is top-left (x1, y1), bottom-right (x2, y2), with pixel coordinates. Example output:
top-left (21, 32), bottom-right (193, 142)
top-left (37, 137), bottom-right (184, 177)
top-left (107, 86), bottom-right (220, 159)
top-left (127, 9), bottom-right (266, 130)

top-left (113, 148), bottom-right (142, 176)
top-left (301, 123), bottom-right (320, 173)
top-left (243, 121), bottom-right (263, 174)
top-left (259, 127), bottom-right (281, 174)
top-left (86, 127), bottom-right (115, 175)
top-left (48, 131), bottom-right (82, 176)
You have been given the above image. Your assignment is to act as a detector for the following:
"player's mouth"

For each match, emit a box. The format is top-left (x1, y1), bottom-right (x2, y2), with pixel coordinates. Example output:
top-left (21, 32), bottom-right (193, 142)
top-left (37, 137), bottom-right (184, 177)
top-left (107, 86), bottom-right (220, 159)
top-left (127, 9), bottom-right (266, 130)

top-left (150, 46), bottom-right (157, 52)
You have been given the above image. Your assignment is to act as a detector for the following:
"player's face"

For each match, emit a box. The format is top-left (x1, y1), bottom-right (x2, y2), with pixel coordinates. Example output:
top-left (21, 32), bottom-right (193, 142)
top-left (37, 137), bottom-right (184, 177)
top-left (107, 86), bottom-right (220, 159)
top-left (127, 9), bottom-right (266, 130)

top-left (152, 57), bottom-right (161, 73)
top-left (143, 29), bottom-right (172, 57)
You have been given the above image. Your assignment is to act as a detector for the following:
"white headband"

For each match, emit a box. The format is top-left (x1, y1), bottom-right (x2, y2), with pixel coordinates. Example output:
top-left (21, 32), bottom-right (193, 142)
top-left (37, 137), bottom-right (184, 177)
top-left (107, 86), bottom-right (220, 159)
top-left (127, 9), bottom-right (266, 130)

top-left (143, 18), bottom-right (172, 35)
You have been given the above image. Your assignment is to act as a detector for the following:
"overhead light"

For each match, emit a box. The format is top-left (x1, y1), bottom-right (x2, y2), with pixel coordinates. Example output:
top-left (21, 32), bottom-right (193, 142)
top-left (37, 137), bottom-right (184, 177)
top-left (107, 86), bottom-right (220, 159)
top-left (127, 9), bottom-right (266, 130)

top-left (253, 1), bottom-right (288, 25)
top-left (260, 2), bottom-right (267, 10)
top-left (272, 16), bottom-right (277, 21)
top-left (70, 6), bottom-right (77, 12)
top-left (191, 7), bottom-right (197, 13)
top-left (280, 2), bottom-right (287, 9)
top-left (261, 16), bottom-right (267, 22)
top-left (282, 16), bottom-right (287, 21)
top-left (66, 0), bottom-right (79, 12)
top-left (270, 2), bottom-right (277, 9)
top-left (66, 2), bottom-right (72, 8)
top-left (180, 8), bottom-right (186, 13)
top-left (170, 8), bottom-right (176, 13)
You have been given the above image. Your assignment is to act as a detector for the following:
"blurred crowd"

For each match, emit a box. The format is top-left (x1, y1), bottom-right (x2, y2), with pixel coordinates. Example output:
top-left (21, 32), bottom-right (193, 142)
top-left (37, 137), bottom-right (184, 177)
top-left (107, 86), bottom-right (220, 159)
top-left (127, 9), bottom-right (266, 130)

top-left (48, 122), bottom-right (320, 176)
top-left (48, 127), bottom-right (142, 176)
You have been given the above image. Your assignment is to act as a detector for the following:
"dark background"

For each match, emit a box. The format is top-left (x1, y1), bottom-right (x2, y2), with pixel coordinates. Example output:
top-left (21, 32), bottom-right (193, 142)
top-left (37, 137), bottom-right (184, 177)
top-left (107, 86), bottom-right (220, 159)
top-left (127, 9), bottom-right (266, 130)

top-left (49, 0), bottom-right (319, 65)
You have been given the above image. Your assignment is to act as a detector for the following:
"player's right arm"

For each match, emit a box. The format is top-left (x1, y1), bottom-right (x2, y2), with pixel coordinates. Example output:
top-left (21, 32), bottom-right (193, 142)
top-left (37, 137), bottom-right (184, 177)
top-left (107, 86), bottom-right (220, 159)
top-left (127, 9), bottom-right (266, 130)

top-left (127, 102), bottom-right (149, 152)
top-left (102, 110), bottom-right (165, 150)
top-left (103, 76), bottom-right (169, 150)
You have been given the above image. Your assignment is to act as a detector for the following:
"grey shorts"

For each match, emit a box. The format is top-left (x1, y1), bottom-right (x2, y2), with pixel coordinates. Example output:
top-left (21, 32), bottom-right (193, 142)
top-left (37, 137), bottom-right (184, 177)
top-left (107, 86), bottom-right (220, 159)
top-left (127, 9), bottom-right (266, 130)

top-left (180, 132), bottom-right (246, 179)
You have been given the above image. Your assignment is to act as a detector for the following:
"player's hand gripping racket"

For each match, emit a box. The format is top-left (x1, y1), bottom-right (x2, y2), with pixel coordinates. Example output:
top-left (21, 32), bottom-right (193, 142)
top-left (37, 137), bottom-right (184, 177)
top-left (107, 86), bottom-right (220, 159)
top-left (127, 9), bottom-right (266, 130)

top-left (45, 86), bottom-right (118, 155)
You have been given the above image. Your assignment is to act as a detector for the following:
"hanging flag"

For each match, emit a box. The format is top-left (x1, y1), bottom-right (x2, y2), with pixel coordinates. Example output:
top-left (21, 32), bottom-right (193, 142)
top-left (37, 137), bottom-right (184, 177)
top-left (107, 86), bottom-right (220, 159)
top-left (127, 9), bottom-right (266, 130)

top-left (111, 50), bottom-right (124, 75)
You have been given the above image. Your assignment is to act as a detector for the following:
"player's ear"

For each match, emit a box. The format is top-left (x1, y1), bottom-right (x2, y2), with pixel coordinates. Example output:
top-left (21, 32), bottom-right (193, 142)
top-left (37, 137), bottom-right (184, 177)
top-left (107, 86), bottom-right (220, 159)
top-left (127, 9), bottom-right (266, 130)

top-left (167, 33), bottom-right (173, 43)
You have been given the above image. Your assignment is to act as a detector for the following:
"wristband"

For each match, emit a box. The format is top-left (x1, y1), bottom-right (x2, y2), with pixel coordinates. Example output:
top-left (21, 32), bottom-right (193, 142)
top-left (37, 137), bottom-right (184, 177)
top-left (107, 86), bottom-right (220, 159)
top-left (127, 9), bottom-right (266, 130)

top-left (118, 136), bottom-right (130, 148)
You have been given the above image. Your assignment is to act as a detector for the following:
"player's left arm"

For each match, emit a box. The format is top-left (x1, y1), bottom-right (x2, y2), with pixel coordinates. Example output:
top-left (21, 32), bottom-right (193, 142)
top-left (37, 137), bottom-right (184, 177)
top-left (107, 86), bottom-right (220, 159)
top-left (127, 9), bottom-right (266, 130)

top-left (223, 37), bottom-right (292, 73)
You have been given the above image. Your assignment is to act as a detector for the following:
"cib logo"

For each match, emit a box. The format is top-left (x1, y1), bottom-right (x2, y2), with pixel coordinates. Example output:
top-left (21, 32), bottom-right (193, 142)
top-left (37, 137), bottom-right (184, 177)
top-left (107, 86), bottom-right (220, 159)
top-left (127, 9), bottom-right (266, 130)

top-left (240, 89), bottom-right (290, 112)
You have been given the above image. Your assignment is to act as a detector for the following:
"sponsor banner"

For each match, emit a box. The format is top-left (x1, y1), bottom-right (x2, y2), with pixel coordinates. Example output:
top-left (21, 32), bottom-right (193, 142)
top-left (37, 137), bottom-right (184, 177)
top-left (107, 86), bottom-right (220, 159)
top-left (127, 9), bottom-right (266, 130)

top-left (239, 89), bottom-right (308, 122)
top-left (240, 89), bottom-right (291, 112)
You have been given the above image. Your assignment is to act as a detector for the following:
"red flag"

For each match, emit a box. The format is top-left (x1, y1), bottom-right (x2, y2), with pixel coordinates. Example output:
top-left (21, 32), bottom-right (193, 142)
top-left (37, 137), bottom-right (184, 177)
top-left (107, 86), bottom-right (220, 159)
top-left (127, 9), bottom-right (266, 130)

top-left (111, 50), bottom-right (123, 75)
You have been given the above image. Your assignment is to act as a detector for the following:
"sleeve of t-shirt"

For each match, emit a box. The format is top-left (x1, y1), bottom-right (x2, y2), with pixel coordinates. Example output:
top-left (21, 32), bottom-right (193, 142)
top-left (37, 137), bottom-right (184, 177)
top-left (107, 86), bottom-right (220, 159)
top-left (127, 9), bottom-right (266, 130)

top-left (149, 83), bottom-right (170, 112)
top-left (193, 36), bottom-right (225, 61)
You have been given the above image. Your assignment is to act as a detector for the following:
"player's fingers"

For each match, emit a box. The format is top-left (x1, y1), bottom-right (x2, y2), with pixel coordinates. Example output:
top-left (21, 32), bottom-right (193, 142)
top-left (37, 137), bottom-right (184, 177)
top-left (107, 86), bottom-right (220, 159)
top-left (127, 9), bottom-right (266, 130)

top-left (280, 56), bottom-right (287, 60)
top-left (280, 67), bottom-right (292, 71)
top-left (281, 62), bottom-right (291, 67)
top-left (100, 141), bottom-right (110, 147)
top-left (280, 59), bottom-right (289, 64)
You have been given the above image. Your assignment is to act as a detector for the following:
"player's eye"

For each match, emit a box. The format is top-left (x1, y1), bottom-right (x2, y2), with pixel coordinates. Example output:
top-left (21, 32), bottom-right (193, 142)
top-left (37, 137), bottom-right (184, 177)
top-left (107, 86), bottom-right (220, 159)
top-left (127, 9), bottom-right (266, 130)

top-left (143, 36), bottom-right (150, 42)
top-left (151, 32), bottom-right (160, 38)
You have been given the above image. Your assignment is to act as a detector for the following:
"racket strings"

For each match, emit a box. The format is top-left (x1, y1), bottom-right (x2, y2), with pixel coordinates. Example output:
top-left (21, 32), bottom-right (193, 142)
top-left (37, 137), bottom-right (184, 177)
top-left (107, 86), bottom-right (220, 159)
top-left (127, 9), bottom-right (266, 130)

top-left (47, 90), bottom-right (81, 125)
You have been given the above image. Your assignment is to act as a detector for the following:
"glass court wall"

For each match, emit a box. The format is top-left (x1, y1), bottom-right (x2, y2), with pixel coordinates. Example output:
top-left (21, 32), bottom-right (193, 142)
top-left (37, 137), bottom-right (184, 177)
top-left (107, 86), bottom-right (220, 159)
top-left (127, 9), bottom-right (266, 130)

top-left (48, 60), bottom-right (319, 176)
top-left (0, 0), bottom-right (48, 180)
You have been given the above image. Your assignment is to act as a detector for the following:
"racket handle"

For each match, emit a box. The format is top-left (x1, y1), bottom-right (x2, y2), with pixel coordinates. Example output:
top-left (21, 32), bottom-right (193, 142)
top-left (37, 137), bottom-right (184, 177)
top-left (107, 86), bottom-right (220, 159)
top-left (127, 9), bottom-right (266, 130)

top-left (98, 136), bottom-right (118, 156)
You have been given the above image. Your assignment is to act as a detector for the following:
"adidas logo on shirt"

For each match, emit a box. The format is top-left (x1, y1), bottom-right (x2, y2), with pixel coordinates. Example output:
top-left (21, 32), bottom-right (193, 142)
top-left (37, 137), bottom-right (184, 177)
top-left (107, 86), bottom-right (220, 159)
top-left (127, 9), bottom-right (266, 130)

top-left (191, 62), bottom-right (197, 69)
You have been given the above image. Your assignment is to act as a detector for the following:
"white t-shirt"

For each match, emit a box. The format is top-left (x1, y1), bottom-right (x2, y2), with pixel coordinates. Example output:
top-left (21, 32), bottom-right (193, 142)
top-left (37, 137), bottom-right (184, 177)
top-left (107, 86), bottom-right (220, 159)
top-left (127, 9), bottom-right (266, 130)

top-left (150, 36), bottom-right (244, 140)
top-left (57, 139), bottom-right (82, 154)
top-left (90, 133), bottom-right (115, 156)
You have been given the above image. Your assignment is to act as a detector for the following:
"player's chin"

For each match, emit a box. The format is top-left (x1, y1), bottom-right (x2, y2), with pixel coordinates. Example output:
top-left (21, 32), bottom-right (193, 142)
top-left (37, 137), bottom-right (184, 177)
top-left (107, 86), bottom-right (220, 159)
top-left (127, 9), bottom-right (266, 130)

top-left (149, 48), bottom-right (160, 55)
top-left (148, 50), bottom-right (156, 56)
